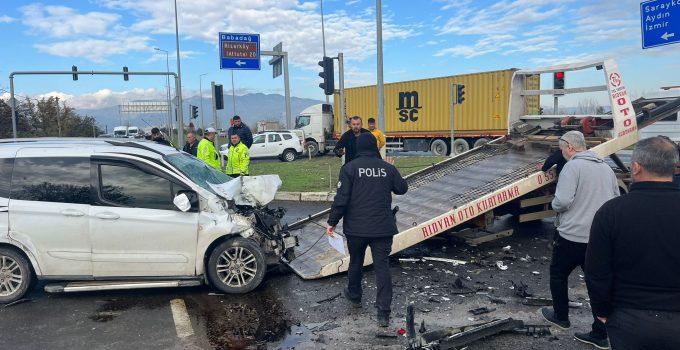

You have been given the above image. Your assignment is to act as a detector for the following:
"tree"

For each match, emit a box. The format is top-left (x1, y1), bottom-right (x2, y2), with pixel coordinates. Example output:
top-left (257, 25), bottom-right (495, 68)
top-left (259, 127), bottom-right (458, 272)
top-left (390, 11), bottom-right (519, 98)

top-left (0, 97), bottom-right (103, 138)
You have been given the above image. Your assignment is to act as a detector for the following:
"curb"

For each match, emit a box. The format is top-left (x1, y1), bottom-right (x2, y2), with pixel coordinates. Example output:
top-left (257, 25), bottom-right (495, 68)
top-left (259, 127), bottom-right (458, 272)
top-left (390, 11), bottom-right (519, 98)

top-left (275, 191), bottom-right (335, 202)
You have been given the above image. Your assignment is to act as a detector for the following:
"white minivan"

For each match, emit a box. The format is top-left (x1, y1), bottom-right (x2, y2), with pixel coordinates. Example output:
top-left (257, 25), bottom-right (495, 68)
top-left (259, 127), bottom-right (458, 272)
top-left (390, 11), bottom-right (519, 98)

top-left (0, 139), bottom-right (297, 303)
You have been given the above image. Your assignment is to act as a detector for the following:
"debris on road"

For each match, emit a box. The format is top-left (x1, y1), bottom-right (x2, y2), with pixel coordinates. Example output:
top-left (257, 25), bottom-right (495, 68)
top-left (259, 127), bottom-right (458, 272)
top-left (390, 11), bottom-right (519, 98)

top-left (469, 307), bottom-right (496, 315)
top-left (520, 297), bottom-right (583, 308)
top-left (510, 280), bottom-right (532, 298)
top-left (423, 257), bottom-right (467, 266)
top-left (315, 292), bottom-right (341, 304)
top-left (496, 261), bottom-right (509, 271)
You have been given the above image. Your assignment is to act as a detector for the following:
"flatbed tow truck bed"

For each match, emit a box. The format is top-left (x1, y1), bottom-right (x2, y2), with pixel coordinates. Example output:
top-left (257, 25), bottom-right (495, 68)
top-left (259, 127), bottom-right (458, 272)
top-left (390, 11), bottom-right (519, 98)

top-left (286, 59), bottom-right (680, 280)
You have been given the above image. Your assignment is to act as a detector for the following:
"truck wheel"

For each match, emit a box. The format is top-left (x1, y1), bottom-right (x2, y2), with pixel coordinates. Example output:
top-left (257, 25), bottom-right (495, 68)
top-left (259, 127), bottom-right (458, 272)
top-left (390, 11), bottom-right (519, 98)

top-left (473, 138), bottom-right (490, 148)
top-left (453, 139), bottom-right (470, 155)
top-left (207, 238), bottom-right (266, 294)
top-left (305, 141), bottom-right (319, 156)
top-left (0, 248), bottom-right (34, 304)
top-left (430, 139), bottom-right (449, 156)
top-left (281, 149), bottom-right (296, 162)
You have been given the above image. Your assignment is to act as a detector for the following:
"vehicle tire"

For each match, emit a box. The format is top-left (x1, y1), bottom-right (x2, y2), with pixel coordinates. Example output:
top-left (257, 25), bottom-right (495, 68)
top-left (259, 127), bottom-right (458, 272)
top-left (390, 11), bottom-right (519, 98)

top-left (207, 237), bottom-right (266, 294)
top-left (473, 138), bottom-right (490, 148)
top-left (281, 149), bottom-right (296, 162)
top-left (305, 141), bottom-right (319, 156)
top-left (430, 139), bottom-right (449, 156)
top-left (453, 139), bottom-right (470, 155)
top-left (0, 248), bottom-right (34, 304)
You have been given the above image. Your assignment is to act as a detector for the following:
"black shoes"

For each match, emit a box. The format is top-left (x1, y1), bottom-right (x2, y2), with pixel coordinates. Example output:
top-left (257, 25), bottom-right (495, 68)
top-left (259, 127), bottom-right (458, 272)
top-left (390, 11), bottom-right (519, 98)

top-left (540, 307), bottom-right (571, 329)
top-left (343, 288), bottom-right (362, 308)
top-left (574, 331), bottom-right (609, 349)
top-left (377, 313), bottom-right (390, 328)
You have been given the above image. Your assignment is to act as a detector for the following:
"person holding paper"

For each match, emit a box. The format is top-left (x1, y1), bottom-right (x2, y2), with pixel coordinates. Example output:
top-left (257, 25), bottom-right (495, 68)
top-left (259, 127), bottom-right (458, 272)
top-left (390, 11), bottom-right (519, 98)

top-left (326, 132), bottom-right (408, 328)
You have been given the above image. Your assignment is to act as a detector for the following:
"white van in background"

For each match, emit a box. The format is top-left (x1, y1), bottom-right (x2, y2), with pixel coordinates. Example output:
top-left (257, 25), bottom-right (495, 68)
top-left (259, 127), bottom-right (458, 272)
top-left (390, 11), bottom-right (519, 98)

top-left (113, 126), bottom-right (127, 138)
top-left (127, 126), bottom-right (142, 138)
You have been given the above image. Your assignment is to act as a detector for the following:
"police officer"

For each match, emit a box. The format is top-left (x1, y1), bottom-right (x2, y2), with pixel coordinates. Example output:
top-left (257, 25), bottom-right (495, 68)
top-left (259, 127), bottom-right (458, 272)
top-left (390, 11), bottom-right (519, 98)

top-left (326, 132), bottom-right (408, 328)
top-left (197, 127), bottom-right (220, 169)
top-left (226, 134), bottom-right (250, 178)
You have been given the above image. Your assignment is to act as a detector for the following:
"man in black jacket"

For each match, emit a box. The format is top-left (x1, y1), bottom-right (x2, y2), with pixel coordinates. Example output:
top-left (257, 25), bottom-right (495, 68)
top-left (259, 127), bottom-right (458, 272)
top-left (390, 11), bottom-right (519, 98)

top-left (227, 115), bottom-right (253, 148)
top-left (151, 127), bottom-right (172, 147)
top-left (326, 132), bottom-right (408, 328)
top-left (334, 116), bottom-right (372, 164)
top-left (586, 136), bottom-right (680, 350)
top-left (182, 131), bottom-right (198, 156)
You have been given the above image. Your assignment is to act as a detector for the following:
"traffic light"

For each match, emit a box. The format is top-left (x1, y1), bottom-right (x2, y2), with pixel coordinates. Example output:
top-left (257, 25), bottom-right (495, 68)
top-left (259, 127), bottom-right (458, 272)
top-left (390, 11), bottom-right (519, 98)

top-left (456, 84), bottom-right (465, 104)
top-left (123, 66), bottom-right (129, 81)
top-left (318, 56), bottom-right (334, 95)
top-left (72, 65), bottom-right (78, 81)
top-left (214, 84), bottom-right (224, 110)
top-left (553, 71), bottom-right (565, 90)
top-left (191, 105), bottom-right (198, 119)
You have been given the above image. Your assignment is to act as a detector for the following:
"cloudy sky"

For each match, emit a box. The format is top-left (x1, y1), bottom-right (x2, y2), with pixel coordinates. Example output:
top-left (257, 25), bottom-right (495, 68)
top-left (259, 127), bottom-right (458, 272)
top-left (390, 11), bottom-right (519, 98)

top-left (1, 0), bottom-right (679, 110)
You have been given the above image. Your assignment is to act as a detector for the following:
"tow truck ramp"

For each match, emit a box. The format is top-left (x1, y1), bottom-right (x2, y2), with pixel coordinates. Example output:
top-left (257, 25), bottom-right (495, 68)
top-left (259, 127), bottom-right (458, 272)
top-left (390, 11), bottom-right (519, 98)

top-left (286, 59), bottom-right (678, 280)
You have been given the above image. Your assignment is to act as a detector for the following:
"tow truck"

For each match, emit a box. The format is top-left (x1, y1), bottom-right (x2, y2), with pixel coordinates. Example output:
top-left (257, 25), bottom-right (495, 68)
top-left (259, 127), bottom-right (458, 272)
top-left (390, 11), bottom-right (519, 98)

top-left (285, 59), bottom-right (680, 280)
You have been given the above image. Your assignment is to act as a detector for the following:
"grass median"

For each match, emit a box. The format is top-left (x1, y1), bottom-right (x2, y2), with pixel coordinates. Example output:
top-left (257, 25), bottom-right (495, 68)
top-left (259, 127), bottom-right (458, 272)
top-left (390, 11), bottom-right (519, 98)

top-left (250, 155), bottom-right (448, 192)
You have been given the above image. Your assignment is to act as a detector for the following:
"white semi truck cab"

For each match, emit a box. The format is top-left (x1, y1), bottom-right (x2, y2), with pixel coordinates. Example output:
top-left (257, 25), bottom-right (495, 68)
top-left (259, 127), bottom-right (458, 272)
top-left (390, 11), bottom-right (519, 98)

top-left (294, 103), bottom-right (334, 155)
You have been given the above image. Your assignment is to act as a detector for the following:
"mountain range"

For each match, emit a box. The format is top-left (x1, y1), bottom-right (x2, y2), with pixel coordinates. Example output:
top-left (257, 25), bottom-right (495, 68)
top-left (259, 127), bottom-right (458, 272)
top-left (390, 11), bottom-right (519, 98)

top-left (77, 93), bottom-right (323, 133)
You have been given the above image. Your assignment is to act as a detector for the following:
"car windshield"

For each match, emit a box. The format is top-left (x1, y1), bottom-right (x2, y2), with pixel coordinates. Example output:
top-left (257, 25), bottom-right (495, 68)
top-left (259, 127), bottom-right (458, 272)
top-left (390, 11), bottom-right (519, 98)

top-left (295, 115), bottom-right (310, 128)
top-left (164, 153), bottom-right (232, 193)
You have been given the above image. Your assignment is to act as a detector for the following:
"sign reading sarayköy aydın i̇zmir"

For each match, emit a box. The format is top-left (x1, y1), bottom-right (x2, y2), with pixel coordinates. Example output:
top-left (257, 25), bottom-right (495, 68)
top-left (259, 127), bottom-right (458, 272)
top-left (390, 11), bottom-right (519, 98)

top-left (219, 32), bottom-right (261, 70)
top-left (640, 0), bottom-right (680, 49)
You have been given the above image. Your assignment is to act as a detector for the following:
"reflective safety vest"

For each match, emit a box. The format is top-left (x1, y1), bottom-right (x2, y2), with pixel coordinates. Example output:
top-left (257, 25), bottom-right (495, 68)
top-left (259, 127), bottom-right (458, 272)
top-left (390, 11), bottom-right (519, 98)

top-left (197, 138), bottom-right (220, 169)
top-left (226, 142), bottom-right (250, 175)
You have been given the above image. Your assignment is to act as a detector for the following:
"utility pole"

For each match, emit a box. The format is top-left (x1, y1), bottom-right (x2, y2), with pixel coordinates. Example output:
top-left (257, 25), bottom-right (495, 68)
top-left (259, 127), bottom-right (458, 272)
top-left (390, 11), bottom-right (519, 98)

top-left (173, 0), bottom-right (185, 146)
top-left (55, 97), bottom-right (62, 137)
top-left (321, 0), bottom-right (329, 104)
top-left (231, 71), bottom-right (236, 117)
top-left (199, 73), bottom-right (208, 132)
top-left (376, 0), bottom-right (385, 133)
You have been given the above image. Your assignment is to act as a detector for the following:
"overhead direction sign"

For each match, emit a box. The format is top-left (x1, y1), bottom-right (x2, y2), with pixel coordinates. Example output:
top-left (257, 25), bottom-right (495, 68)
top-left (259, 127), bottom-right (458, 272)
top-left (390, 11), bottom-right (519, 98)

top-left (640, 0), bottom-right (680, 49)
top-left (219, 32), bottom-right (261, 70)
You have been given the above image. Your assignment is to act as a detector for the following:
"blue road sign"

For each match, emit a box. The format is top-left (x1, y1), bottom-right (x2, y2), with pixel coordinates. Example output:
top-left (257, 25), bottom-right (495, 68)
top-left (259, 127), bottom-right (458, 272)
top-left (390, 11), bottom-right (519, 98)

top-left (219, 32), bottom-right (261, 70)
top-left (640, 0), bottom-right (680, 49)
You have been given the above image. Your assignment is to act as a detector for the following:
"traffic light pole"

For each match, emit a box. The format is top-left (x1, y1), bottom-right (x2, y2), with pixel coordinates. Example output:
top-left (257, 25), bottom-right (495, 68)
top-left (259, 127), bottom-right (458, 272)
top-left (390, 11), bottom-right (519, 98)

top-left (338, 53), bottom-right (345, 121)
top-left (553, 96), bottom-right (558, 115)
top-left (8, 70), bottom-right (178, 140)
top-left (262, 50), bottom-right (291, 129)
top-left (450, 83), bottom-right (455, 157)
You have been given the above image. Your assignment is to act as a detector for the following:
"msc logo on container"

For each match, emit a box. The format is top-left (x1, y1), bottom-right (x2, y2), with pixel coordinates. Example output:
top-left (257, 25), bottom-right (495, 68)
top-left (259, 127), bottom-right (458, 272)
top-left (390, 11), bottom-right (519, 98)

top-left (396, 91), bottom-right (422, 122)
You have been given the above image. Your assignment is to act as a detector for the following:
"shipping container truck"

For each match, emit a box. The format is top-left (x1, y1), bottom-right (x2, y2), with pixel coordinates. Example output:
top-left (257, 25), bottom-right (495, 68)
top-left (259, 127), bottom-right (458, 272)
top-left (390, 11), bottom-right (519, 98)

top-left (285, 59), bottom-right (680, 280)
top-left (294, 69), bottom-right (540, 156)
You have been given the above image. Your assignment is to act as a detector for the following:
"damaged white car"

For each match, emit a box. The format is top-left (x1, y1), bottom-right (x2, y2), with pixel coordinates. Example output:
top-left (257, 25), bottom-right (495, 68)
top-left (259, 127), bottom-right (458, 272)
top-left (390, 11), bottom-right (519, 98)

top-left (0, 139), bottom-right (297, 303)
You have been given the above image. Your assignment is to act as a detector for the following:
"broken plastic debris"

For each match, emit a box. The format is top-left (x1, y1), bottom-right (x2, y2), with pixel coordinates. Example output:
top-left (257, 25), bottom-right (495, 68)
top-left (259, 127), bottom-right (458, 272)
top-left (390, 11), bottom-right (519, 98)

top-left (496, 261), bottom-right (509, 270)
top-left (532, 271), bottom-right (540, 275)
top-left (423, 257), bottom-right (467, 266)
top-left (397, 328), bottom-right (407, 336)
top-left (502, 246), bottom-right (512, 252)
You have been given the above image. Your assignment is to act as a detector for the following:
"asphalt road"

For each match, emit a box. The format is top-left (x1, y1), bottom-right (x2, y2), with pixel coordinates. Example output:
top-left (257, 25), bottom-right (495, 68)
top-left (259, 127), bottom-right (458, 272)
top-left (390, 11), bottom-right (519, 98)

top-left (1, 201), bottom-right (600, 350)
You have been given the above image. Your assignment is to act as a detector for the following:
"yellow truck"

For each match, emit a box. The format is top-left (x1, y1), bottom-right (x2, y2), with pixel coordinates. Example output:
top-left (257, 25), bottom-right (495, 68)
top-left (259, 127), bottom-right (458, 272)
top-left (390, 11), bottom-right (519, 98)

top-left (295, 69), bottom-right (540, 156)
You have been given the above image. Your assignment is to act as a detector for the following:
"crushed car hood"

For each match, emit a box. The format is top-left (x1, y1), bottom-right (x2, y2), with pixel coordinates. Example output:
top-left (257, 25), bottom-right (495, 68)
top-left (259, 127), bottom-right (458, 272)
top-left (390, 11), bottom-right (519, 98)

top-left (209, 175), bottom-right (282, 207)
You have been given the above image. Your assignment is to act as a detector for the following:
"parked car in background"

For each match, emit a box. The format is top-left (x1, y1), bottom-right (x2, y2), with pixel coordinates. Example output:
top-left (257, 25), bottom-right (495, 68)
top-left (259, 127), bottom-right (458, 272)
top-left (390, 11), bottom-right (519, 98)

top-left (220, 130), bottom-right (303, 162)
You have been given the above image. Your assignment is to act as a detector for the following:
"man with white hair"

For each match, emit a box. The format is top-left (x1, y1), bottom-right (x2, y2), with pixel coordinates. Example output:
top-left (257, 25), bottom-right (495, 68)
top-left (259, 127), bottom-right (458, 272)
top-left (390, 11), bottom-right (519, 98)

top-left (540, 130), bottom-right (619, 349)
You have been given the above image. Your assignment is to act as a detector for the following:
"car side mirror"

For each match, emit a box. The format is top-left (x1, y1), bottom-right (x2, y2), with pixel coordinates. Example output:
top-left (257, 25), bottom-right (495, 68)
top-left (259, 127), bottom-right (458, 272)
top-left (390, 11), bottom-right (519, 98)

top-left (173, 193), bottom-right (191, 212)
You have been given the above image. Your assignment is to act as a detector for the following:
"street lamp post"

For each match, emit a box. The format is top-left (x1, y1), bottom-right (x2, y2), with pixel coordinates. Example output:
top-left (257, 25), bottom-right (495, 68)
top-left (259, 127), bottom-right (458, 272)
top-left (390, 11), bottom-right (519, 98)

top-left (173, 0), bottom-right (185, 147)
top-left (154, 47), bottom-right (173, 135)
top-left (199, 73), bottom-right (208, 133)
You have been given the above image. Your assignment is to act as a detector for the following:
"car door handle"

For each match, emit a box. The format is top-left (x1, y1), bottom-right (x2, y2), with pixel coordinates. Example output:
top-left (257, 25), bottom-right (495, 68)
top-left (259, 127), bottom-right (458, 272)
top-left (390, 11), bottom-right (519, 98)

top-left (95, 212), bottom-right (120, 220)
top-left (60, 209), bottom-right (85, 217)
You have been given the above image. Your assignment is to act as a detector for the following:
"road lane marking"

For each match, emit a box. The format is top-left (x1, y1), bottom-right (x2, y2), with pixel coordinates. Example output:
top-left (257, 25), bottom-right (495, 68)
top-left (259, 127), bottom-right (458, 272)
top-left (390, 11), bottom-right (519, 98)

top-left (170, 298), bottom-right (194, 338)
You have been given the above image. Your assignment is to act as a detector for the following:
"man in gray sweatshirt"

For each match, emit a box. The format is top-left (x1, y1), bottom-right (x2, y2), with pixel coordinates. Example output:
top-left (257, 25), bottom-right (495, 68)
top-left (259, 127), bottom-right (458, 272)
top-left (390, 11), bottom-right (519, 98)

top-left (540, 131), bottom-right (619, 350)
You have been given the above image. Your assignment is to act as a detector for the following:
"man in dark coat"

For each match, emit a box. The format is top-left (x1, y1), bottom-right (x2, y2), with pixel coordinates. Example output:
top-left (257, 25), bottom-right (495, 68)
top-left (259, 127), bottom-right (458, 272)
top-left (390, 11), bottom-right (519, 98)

top-left (334, 116), bottom-right (372, 164)
top-left (326, 132), bottom-right (408, 328)
top-left (227, 115), bottom-right (253, 148)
